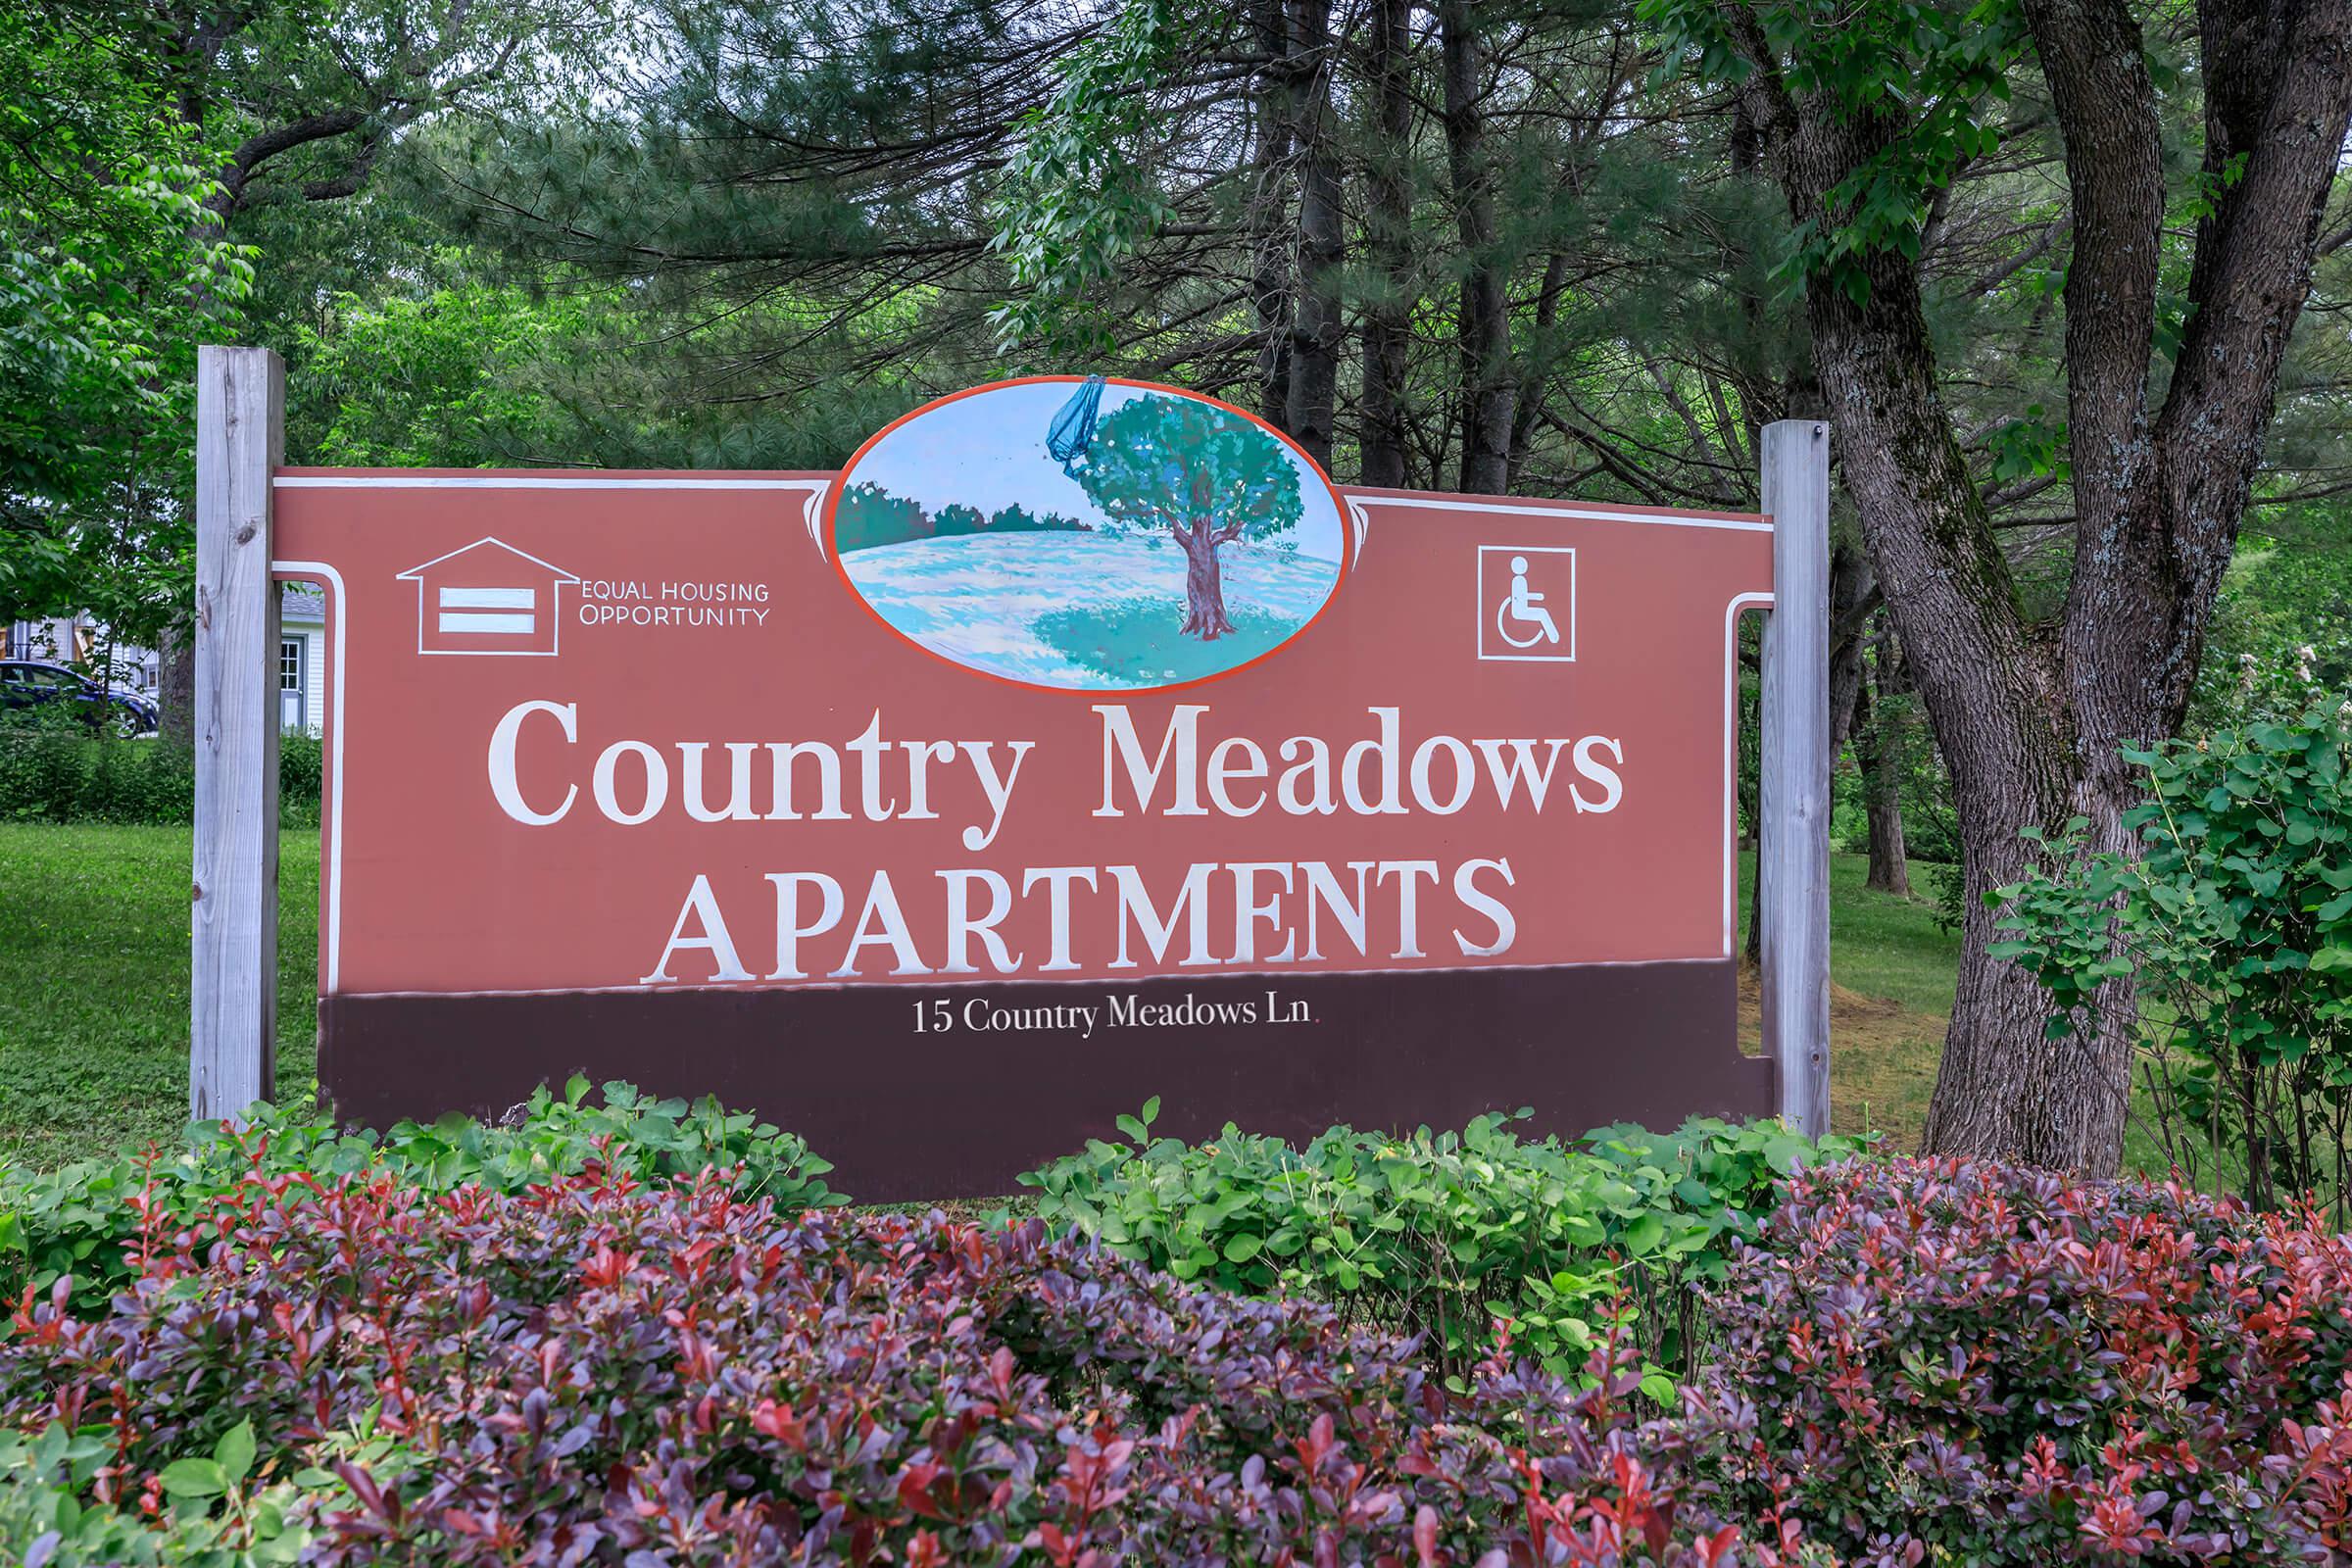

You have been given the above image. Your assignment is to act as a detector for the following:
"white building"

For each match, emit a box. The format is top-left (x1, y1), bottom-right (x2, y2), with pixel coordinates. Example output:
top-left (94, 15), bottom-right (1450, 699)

top-left (278, 586), bottom-right (328, 736)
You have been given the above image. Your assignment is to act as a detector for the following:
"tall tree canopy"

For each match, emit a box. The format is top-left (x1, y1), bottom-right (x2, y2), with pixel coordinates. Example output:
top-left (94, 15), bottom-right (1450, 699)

top-left (0, 3), bottom-right (245, 631)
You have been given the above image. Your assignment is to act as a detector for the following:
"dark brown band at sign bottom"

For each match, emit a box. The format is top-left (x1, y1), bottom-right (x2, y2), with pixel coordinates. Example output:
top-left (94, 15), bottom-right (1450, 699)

top-left (318, 959), bottom-right (1767, 1201)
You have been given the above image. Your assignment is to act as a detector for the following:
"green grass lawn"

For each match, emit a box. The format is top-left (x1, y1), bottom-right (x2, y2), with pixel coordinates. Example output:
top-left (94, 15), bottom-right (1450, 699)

top-left (0, 822), bottom-right (1965, 1169)
top-left (1735, 849), bottom-right (1958, 1151)
top-left (0, 823), bottom-right (319, 1168)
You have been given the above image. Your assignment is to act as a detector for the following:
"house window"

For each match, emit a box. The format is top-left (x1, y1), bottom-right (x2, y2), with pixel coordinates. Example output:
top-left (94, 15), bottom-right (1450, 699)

top-left (278, 636), bottom-right (306, 732)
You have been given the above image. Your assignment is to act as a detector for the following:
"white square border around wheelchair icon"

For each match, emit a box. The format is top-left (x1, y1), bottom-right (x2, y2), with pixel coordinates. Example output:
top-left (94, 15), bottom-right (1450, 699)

top-left (1476, 544), bottom-right (1576, 662)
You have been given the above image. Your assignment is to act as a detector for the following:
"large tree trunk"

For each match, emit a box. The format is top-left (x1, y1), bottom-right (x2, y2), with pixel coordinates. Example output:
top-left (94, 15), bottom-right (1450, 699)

top-left (1173, 522), bottom-right (1235, 640)
top-left (1505, 252), bottom-right (1574, 482)
top-left (1935, 0), bottom-right (2351, 1168)
top-left (1282, 0), bottom-right (1343, 468)
top-left (1438, 0), bottom-right (1512, 493)
top-left (158, 623), bottom-right (195, 748)
top-left (1827, 540), bottom-right (1872, 756)
top-left (1764, 91), bottom-right (2113, 1170)
top-left (1356, 0), bottom-right (1415, 488)
top-left (1862, 728), bottom-right (1910, 898)
top-left (1724, 0), bottom-right (2352, 1174)
top-left (1858, 627), bottom-right (1912, 898)
top-left (1247, 0), bottom-right (1294, 428)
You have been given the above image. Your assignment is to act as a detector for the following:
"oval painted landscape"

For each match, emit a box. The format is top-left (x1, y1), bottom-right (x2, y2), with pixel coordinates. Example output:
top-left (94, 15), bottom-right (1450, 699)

top-left (830, 378), bottom-right (1348, 692)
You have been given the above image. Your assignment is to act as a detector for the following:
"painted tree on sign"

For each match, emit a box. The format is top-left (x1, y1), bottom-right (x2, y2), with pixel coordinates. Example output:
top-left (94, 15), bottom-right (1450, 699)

top-left (1066, 393), bottom-right (1303, 640)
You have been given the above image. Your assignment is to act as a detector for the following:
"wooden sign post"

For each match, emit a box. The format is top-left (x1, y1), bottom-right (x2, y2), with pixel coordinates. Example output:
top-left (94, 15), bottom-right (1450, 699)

top-left (1759, 420), bottom-right (1833, 1138)
top-left (190, 353), bottom-right (1835, 1172)
top-left (191, 345), bottom-right (285, 1121)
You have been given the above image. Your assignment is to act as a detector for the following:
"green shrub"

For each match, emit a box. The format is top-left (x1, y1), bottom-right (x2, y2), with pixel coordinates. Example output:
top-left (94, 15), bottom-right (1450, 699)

top-left (1683, 1156), bottom-right (2352, 1564)
top-left (4, 1183), bottom-right (1799, 1567)
top-left (0, 1077), bottom-right (840, 1318)
top-left (1992, 711), bottom-right (2352, 1210)
top-left (278, 733), bottom-right (323, 824)
top-left (1018, 1102), bottom-right (1871, 1390)
top-left (0, 1419), bottom-right (337, 1567)
top-left (0, 709), bottom-right (319, 825)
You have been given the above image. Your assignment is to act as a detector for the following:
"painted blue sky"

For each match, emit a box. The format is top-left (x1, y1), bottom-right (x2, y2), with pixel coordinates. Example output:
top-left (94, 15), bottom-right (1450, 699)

top-left (847, 381), bottom-right (1345, 562)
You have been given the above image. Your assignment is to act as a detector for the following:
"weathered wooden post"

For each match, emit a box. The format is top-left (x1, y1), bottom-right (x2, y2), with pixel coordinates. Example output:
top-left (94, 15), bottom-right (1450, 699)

top-left (1759, 418), bottom-right (1833, 1137)
top-left (191, 345), bottom-right (284, 1121)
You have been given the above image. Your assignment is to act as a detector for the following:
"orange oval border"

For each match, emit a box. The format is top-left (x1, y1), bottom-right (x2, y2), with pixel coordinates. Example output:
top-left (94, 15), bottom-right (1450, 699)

top-left (825, 375), bottom-right (1354, 697)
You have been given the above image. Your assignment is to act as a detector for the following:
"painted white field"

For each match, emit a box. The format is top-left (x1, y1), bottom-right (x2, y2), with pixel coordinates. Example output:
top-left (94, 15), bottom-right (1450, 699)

top-left (841, 530), bottom-right (1340, 689)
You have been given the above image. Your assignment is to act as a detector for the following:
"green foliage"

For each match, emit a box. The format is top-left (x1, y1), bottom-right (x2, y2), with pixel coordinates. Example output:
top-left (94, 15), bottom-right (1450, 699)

top-left (932, 502), bottom-right (986, 535)
top-left (0, 5), bottom-right (249, 627)
top-left (834, 480), bottom-right (932, 552)
top-left (0, 1418), bottom-right (336, 1567)
top-left (0, 1077), bottom-right (841, 1319)
top-left (986, 0), bottom-right (1196, 356)
top-left (1020, 1101), bottom-right (1874, 1391)
top-left (1984, 406), bottom-right (2069, 487)
top-left (1642, 0), bottom-right (2030, 304)
top-left (0, 10), bottom-right (248, 492)
top-left (0, 715), bottom-right (321, 827)
top-left (834, 481), bottom-right (1088, 552)
top-left (289, 282), bottom-right (606, 467)
top-left (1992, 714), bottom-right (2352, 1209)
top-left (2192, 541), bottom-right (2352, 735)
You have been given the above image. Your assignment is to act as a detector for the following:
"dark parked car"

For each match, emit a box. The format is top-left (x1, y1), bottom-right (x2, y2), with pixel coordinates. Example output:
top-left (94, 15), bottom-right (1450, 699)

top-left (0, 660), bottom-right (159, 736)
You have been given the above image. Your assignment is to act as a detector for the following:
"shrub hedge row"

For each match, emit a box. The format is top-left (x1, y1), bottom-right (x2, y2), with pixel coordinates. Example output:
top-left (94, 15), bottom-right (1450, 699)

top-left (7, 1093), bottom-right (2352, 1563)
top-left (0, 1079), bottom-right (838, 1319)
top-left (0, 712), bottom-right (322, 826)
top-left (1022, 1102), bottom-right (1873, 1390)
top-left (2, 1172), bottom-right (1777, 1566)
top-left (1682, 1156), bottom-right (2352, 1563)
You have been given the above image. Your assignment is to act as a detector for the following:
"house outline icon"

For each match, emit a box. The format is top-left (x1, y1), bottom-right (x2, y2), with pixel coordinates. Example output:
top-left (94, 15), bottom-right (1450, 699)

top-left (396, 537), bottom-right (582, 658)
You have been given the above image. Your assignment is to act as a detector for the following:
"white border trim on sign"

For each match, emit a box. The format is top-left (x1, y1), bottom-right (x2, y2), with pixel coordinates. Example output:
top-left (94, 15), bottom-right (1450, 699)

top-left (270, 561), bottom-right (346, 992)
top-left (1724, 591), bottom-right (1776, 956)
top-left (1349, 493), bottom-right (1773, 533)
top-left (274, 476), bottom-right (826, 490)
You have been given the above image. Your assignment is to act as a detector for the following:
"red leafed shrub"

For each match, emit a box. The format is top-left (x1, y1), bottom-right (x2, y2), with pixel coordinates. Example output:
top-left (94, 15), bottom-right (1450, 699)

top-left (1, 1167), bottom-right (1795, 1566)
top-left (1677, 1156), bottom-right (2352, 1566)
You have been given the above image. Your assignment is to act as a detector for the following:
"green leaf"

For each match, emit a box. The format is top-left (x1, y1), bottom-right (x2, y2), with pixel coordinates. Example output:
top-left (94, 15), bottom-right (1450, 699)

top-left (1620, 1212), bottom-right (1667, 1253)
top-left (1222, 1233), bottom-right (1262, 1263)
top-left (160, 1457), bottom-right (228, 1498)
top-left (215, 1418), bottom-right (256, 1486)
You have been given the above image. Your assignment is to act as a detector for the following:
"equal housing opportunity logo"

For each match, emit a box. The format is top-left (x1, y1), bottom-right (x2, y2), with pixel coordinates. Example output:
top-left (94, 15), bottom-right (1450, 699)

top-left (399, 538), bottom-right (578, 658)
top-left (399, 536), bottom-right (775, 654)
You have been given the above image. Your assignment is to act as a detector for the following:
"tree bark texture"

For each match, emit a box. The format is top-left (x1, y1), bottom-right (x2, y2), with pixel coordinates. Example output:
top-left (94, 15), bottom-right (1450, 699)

top-left (1356, 0), bottom-right (1416, 488)
top-left (1248, 0), bottom-right (1295, 429)
top-left (1439, 0), bottom-right (1513, 493)
top-left (158, 624), bottom-right (195, 749)
top-left (1281, 0), bottom-right (1344, 468)
top-left (1859, 627), bottom-right (1913, 898)
top-left (1827, 540), bottom-right (1872, 756)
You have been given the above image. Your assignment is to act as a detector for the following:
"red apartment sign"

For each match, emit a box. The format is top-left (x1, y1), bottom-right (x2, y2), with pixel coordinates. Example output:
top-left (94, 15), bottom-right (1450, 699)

top-left (269, 377), bottom-right (1779, 1197)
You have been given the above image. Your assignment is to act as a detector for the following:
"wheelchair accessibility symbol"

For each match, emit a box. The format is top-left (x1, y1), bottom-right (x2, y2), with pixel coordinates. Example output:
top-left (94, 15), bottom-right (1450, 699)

top-left (1477, 545), bottom-right (1575, 662)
